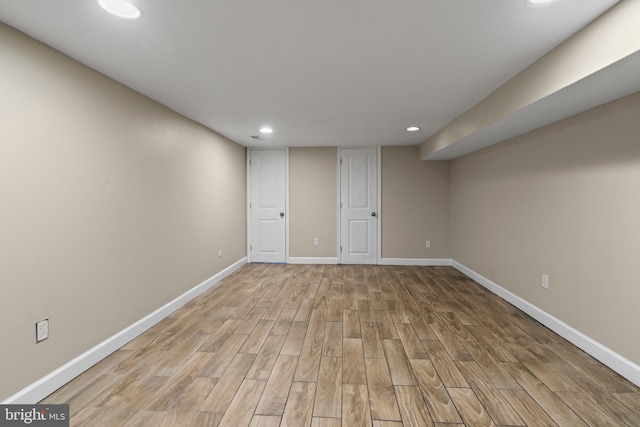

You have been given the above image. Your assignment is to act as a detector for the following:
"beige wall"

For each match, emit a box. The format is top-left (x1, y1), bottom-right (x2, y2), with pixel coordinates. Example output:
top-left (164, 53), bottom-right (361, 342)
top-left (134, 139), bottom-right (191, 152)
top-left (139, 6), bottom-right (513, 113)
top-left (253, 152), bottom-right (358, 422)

top-left (381, 146), bottom-right (450, 259)
top-left (0, 24), bottom-right (246, 400)
top-left (451, 92), bottom-right (640, 365)
top-left (289, 147), bottom-right (338, 258)
top-left (289, 145), bottom-right (451, 260)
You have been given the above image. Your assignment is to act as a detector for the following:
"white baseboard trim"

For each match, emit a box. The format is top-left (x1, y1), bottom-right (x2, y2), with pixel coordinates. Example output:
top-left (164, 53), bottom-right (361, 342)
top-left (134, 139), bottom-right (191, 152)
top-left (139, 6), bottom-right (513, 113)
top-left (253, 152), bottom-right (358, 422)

top-left (2, 257), bottom-right (248, 404)
top-left (288, 257), bottom-right (339, 265)
top-left (452, 260), bottom-right (640, 388)
top-left (379, 258), bottom-right (452, 266)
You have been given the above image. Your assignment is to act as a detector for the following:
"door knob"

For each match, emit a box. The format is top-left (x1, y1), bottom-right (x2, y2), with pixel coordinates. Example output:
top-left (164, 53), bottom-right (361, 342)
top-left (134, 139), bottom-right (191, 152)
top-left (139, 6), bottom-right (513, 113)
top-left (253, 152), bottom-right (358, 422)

top-left (371, 212), bottom-right (376, 217)
top-left (280, 212), bottom-right (285, 218)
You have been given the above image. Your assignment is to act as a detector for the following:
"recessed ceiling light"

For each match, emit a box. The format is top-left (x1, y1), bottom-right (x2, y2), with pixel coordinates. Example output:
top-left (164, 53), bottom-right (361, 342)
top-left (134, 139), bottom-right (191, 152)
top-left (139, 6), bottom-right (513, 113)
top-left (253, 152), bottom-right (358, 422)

top-left (259, 127), bottom-right (273, 134)
top-left (406, 126), bottom-right (420, 132)
top-left (525, 0), bottom-right (557, 6)
top-left (99, 0), bottom-right (141, 19)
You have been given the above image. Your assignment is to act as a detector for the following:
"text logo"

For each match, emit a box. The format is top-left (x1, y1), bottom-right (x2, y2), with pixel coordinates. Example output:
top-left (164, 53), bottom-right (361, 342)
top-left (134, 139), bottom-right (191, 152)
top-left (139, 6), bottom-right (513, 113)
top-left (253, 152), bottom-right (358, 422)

top-left (0, 405), bottom-right (69, 426)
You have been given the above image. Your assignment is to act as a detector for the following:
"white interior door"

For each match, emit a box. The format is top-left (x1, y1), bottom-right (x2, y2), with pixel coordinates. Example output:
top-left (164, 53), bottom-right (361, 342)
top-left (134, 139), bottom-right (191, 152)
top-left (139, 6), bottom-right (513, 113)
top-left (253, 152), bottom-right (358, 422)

top-left (340, 148), bottom-right (378, 264)
top-left (249, 149), bottom-right (287, 263)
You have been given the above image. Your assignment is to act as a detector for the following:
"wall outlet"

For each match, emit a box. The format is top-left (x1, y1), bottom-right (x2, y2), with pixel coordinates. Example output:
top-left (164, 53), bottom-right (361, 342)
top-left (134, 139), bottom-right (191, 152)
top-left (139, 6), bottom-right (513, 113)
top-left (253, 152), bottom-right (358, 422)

top-left (218, 248), bottom-right (222, 257)
top-left (542, 274), bottom-right (549, 289)
top-left (425, 240), bottom-right (431, 249)
top-left (313, 238), bottom-right (319, 246)
top-left (36, 319), bottom-right (49, 342)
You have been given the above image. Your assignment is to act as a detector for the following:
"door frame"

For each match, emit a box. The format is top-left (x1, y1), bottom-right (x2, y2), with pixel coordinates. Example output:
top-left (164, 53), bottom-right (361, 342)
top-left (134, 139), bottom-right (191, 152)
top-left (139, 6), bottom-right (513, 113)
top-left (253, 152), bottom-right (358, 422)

top-left (337, 146), bottom-right (382, 265)
top-left (247, 147), bottom-right (290, 263)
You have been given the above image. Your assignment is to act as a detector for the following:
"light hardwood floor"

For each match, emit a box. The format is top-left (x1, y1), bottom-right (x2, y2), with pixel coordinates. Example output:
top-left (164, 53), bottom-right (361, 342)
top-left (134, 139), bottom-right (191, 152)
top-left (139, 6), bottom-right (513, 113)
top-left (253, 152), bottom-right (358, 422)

top-left (41, 264), bottom-right (640, 426)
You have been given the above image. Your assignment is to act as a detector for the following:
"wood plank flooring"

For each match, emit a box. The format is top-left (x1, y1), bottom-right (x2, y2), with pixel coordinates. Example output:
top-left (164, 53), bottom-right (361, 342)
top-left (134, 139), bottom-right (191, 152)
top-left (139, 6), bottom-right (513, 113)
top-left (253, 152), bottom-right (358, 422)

top-left (41, 264), bottom-right (640, 426)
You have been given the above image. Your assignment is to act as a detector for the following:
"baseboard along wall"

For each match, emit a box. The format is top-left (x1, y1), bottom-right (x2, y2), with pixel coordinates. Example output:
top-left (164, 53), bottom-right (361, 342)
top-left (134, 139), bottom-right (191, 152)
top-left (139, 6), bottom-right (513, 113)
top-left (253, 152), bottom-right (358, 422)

top-left (2, 257), bottom-right (248, 404)
top-left (452, 260), bottom-right (640, 388)
top-left (7, 255), bottom-right (639, 403)
top-left (379, 258), bottom-right (452, 266)
top-left (287, 257), bottom-right (339, 265)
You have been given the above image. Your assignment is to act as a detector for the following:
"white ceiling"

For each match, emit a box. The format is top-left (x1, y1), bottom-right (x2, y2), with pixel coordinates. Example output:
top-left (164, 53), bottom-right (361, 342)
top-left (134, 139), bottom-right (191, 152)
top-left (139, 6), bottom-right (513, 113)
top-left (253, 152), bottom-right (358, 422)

top-left (0, 0), bottom-right (624, 152)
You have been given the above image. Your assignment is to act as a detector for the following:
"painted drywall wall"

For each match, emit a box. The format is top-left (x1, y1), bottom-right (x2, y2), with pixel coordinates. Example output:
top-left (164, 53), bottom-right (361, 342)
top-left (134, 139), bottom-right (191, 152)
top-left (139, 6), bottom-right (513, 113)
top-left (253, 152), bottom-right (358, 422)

top-left (289, 146), bottom-right (451, 260)
top-left (289, 147), bottom-right (338, 258)
top-left (451, 92), bottom-right (640, 365)
top-left (381, 146), bottom-right (450, 259)
top-left (0, 24), bottom-right (246, 400)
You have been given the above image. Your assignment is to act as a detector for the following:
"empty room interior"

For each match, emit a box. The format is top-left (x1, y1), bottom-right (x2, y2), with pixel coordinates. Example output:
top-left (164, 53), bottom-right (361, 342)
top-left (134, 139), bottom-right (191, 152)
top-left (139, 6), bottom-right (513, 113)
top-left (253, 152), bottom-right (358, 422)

top-left (2, 0), bottom-right (640, 425)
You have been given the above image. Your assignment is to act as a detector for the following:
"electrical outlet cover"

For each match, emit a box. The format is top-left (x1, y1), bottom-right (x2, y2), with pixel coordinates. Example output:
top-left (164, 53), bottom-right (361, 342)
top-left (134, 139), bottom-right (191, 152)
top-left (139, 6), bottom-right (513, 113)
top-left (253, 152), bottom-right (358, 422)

top-left (36, 319), bottom-right (49, 342)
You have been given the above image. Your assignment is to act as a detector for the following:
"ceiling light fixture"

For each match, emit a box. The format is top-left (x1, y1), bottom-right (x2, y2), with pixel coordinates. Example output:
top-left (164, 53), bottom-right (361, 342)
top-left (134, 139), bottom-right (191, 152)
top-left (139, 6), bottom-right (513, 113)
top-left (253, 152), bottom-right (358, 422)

top-left (406, 126), bottom-right (420, 132)
top-left (99, 0), bottom-right (141, 19)
top-left (525, 0), bottom-right (557, 6)
top-left (259, 127), bottom-right (273, 134)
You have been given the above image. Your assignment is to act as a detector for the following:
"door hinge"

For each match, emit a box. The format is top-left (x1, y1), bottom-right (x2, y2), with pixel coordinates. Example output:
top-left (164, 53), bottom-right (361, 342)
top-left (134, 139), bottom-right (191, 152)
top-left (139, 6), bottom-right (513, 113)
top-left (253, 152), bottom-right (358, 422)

top-left (249, 202), bottom-right (252, 208)
top-left (340, 201), bottom-right (342, 209)
top-left (340, 246), bottom-right (342, 253)
top-left (250, 245), bottom-right (252, 251)
top-left (340, 158), bottom-right (343, 165)
top-left (249, 159), bottom-right (252, 166)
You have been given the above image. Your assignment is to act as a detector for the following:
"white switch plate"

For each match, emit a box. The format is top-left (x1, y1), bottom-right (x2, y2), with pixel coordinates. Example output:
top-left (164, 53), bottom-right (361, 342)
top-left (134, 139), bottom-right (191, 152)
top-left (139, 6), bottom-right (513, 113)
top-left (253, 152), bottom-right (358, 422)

top-left (542, 274), bottom-right (549, 289)
top-left (36, 319), bottom-right (49, 342)
top-left (218, 248), bottom-right (222, 257)
top-left (425, 240), bottom-right (431, 249)
top-left (313, 238), bottom-right (319, 246)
